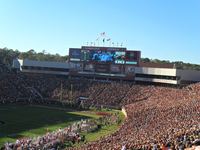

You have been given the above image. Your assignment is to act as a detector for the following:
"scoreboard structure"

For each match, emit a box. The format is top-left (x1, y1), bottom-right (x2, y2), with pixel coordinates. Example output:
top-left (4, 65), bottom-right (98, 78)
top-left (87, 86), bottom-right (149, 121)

top-left (69, 46), bottom-right (141, 79)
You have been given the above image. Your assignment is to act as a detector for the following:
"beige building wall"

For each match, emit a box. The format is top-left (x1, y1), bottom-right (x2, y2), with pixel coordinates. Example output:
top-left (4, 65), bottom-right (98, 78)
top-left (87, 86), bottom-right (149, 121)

top-left (135, 67), bottom-right (177, 76)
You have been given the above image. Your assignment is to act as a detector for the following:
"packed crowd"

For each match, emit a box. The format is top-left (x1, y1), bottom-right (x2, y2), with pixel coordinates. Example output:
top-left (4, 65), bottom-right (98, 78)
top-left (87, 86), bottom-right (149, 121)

top-left (0, 64), bottom-right (9, 74)
top-left (0, 69), bottom-right (200, 149)
top-left (0, 72), bottom-right (135, 107)
top-left (0, 71), bottom-right (153, 108)
top-left (0, 73), bottom-right (38, 103)
top-left (70, 84), bottom-right (200, 150)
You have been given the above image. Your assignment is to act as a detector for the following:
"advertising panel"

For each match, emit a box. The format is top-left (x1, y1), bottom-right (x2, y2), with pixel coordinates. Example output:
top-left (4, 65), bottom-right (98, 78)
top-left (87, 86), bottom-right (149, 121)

top-left (125, 66), bottom-right (135, 74)
top-left (95, 64), bottom-right (110, 73)
top-left (114, 51), bottom-right (125, 64)
top-left (125, 51), bottom-right (140, 65)
top-left (81, 50), bottom-right (90, 61)
top-left (110, 65), bottom-right (121, 73)
top-left (69, 48), bottom-right (81, 61)
top-left (83, 64), bottom-right (94, 72)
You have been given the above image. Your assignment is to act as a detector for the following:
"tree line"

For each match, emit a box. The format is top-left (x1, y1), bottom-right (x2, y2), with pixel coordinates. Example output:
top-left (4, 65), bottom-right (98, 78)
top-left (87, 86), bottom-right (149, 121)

top-left (0, 47), bottom-right (199, 70)
top-left (141, 58), bottom-right (200, 70)
top-left (0, 48), bottom-right (68, 66)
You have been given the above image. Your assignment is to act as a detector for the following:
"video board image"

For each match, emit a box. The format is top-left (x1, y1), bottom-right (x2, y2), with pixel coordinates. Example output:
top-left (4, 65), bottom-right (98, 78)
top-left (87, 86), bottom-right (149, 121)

top-left (81, 50), bottom-right (126, 64)
top-left (114, 51), bottom-right (125, 64)
top-left (91, 51), bottom-right (115, 62)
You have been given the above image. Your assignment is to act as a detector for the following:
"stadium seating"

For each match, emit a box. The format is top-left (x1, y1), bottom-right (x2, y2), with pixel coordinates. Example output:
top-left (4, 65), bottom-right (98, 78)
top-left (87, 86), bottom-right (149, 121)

top-left (0, 68), bottom-right (200, 150)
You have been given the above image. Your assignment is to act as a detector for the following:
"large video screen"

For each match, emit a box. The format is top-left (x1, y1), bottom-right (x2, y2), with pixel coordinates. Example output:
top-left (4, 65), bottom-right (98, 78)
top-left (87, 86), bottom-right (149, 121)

top-left (90, 50), bottom-right (114, 62)
top-left (81, 50), bottom-right (125, 64)
top-left (69, 47), bottom-right (141, 66)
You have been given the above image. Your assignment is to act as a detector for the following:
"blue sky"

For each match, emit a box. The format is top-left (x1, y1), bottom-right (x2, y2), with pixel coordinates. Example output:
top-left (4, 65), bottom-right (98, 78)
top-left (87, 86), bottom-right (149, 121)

top-left (0, 0), bottom-right (199, 63)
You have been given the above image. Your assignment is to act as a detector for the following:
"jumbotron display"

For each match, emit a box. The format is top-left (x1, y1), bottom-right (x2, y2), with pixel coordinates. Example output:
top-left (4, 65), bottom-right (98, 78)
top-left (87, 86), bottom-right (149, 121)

top-left (69, 46), bottom-right (140, 65)
top-left (82, 50), bottom-right (125, 64)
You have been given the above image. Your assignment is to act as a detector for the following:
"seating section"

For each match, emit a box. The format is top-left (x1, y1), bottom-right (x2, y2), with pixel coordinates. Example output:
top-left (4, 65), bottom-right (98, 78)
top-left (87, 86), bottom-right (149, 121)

top-left (0, 67), bottom-right (200, 150)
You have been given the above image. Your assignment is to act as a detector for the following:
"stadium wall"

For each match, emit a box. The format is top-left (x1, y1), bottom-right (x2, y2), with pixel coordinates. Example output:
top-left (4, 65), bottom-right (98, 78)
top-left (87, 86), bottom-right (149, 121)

top-left (177, 69), bottom-right (200, 83)
top-left (12, 59), bottom-right (200, 85)
top-left (134, 67), bottom-right (177, 76)
top-left (134, 67), bottom-right (180, 84)
top-left (22, 59), bottom-right (70, 69)
top-left (13, 59), bottom-right (71, 75)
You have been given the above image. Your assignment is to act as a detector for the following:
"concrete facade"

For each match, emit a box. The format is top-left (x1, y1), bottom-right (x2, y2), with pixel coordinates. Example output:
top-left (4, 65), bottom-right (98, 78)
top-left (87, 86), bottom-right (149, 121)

top-left (13, 59), bottom-right (200, 85)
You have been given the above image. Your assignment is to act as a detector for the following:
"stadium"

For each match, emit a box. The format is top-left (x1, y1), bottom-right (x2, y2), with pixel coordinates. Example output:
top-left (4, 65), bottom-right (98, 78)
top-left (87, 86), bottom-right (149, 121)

top-left (0, 45), bottom-right (199, 150)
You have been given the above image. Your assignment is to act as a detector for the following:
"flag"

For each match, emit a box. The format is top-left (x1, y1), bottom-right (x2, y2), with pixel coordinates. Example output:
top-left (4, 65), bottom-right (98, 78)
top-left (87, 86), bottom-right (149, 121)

top-left (96, 37), bottom-right (99, 41)
top-left (100, 32), bottom-right (105, 36)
